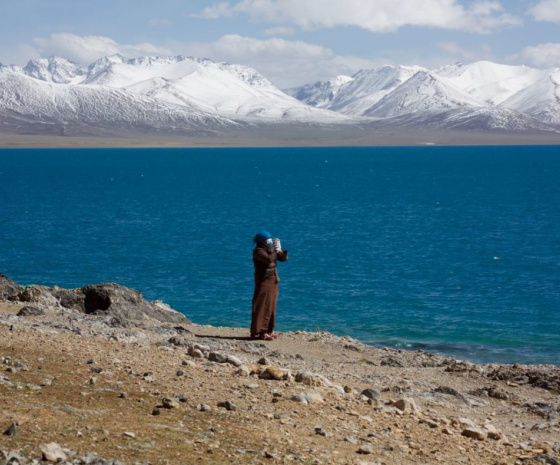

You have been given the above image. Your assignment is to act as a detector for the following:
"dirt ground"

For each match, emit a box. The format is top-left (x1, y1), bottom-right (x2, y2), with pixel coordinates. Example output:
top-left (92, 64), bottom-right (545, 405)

top-left (1, 301), bottom-right (559, 464)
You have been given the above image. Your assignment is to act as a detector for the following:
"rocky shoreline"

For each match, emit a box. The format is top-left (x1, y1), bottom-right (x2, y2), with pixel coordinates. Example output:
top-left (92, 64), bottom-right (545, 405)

top-left (1, 272), bottom-right (559, 464)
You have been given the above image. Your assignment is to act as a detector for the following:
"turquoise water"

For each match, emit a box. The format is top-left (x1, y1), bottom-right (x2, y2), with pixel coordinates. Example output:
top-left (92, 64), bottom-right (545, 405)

top-left (1, 146), bottom-right (559, 365)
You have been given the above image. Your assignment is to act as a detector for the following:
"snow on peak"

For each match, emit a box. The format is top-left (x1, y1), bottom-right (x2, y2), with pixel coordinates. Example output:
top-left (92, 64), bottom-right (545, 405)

top-left (435, 60), bottom-right (547, 105)
top-left (363, 71), bottom-right (488, 118)
top-left (23, 56), bottom-right (86, 84)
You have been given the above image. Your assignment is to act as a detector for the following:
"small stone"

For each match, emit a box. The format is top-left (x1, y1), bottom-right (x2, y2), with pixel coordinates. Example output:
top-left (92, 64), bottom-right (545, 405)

top-left (358, 445), bottom-right (373, 454)
top-left (461, 427), bottom-right (488, 441)
top-left (361, 388), bottom-right (381, 400)
top-left (393, 397), bottom-right (421, 414)
top-left (39, 443), bottom-right (67, 462)
top-left (315, 426), bottom-right (329, 437)
top-left (123, 431), bottom-right (136, 438)
top-left (17, 306), bottom-right (45, 316)
top-left (345, 437), bottom-right (358, 444)
top-left (3, 423), bottom-right (16, 436)
top-left (152, 407), bottom-right (161, 416)
top-left (197, 404), bottom-right (211, 412)
top-left (226, 355), bottom-right (243, 367)
top-left (258, 357), bottom-right (270, 365)
top-left (209, 352), bottom-right (227, 363)
top-left (119, 392), bottom-right (127, 399)
top-left (176, 370), bottom-right (184, 376)
top-left (260, 366), bottom-right (287, 381)
top-left (189, 348), bottom-right (204, 358)
top-left (176, 395), bottom-right (189, 403)
top-left (217, 401), bottom-right (237, 411)
top-left (295, 371), bottom-right (331, 387)
top-left (162, 398), bottom-right (180, 409)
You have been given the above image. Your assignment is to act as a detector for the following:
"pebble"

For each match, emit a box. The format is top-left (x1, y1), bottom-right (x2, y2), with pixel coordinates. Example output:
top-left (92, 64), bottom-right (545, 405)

top-left (461, 427), bottom-right (488, 441)
top-left (123, 431), bottom-right (136, 438)
top-left (3, 423), bottom-right (16, 436)
top-left (357, 445), bottom-right (373, 454)
top-left (162, 398), bottom-right (180, 409)
top-left (217, 401), bottom-right (237, 411)
top-left (197, 404), bottom-right (211, 412)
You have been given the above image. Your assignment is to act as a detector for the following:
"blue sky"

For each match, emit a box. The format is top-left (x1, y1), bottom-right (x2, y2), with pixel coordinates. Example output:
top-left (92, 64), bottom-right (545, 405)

top-left (1, 0), bottom-right (559, 87)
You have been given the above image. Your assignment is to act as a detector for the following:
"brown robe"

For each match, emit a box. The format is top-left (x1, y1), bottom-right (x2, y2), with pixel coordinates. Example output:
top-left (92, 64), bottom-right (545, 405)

top-left (251, 243), bottom-right (288, 337)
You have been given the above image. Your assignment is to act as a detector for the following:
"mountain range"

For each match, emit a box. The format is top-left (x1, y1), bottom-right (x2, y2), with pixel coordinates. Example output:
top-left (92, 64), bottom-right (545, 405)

top-left (1, 55), bottom-right (559, 143)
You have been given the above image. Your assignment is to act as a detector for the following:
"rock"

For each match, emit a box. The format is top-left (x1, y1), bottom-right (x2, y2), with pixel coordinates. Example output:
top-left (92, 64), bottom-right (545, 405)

top-left (217, 401), bottom-right (237, 411)
top-left (393, 397), bottom-right (421, 415)
top-left (360, 388), bottom-right (380, 400)
top-left (357, 445), bottom-right (373, 454)
top-left (451, 417), bottom-right (477, 428)
top-left (16, 306), bottom-right (45, 317)
top-left (226, 355), bottom-right (243, 367)
top-left (188, 347), bottom-right (204, 358)
top-left (162, 398), bottom-right (180, 409)
top-left (258, 357), bottom-right (270, 365)
top-left (176, 370), bottom-right (184, 376)
top-left (295, 371), bottom-right (331, 387)
top-left (234, 366), bottom-right (251, 377)
top-left (80, 283), bottom-right (188, 323)
top-left (461, 427), bottom-right (488, 441)
top-left (176, 395), bottom-right (188, 403)
top-left (123, 431), bottom-right (136, 438)
top-left (291, 392), bottom-right (324, 404)
top-left (484, 423), bottom-right (503, 440)
top-left (209, 352), bottom-right (227, 363)
top-left (152, 407), bottom-right (161, 416)
top-left (39, 443), bottom-right (67, 462)
top-left (315, 426), bottom-right (329, 437)
top-left (197, 404), bottom-right (211, 412)
top-left (259, 366), bottom-right (288, 381)
top-left (0, 272), bottom-right (22, 300)
top-left (3, 423), bottom-right (16, 436)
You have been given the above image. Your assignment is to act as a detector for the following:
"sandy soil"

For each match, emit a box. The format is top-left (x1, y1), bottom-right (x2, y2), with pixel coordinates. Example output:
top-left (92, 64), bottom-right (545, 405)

top-left (1, 300), bottom-right (559, 464)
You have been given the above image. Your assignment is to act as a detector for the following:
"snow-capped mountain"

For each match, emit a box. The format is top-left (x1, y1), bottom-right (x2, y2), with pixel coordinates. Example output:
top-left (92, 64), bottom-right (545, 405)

top-left (0, 55), bottom-right (348, 137)
top-left (499, 70), bottom-right (560, 125)
top-left (287, 61), bottom-right (560, 132)
top-left (1, 55), bottom-right (559, 138)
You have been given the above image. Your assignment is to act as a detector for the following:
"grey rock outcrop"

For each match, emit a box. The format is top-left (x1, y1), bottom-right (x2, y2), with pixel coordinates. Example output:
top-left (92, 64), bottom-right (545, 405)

top-left (0, 272), bottom-right (21, 300)
top-left (1, 272), bottom-right (188, 324)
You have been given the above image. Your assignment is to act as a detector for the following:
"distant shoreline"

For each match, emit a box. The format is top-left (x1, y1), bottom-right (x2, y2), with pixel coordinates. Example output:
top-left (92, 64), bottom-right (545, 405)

top-left (2, 130), bottom-right (560, 149)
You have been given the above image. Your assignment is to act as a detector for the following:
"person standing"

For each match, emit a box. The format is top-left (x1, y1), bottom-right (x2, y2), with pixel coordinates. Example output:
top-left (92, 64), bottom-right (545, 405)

top-left (251, 231), bottom-right (288, 340)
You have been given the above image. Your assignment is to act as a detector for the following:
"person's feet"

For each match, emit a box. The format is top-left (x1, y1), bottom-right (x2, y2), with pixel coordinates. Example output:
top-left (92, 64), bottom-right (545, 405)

top-left (252, 332), bottom-right (278, 341)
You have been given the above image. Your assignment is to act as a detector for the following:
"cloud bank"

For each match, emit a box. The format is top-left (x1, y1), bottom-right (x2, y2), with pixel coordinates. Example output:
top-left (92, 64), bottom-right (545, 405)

top-left (528, 0), bottom-right (560, 23)
top-left (195, 0), bottom-right (520, 33)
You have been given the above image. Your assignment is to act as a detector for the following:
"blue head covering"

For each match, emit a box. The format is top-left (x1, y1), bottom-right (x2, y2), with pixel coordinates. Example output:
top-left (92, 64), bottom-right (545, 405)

top-left (253, 230), bottom-right (272, 245)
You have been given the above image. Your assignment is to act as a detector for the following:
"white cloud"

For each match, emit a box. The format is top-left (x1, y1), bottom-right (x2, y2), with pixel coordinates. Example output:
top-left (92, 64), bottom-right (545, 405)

top-left (31, 33), bottom-right (173, 65)
top-left (263, 26), bottom-right (296, 36)
top-left (187, 34), bottom-right (383, 87)
top-left (510, 43), bottom-right (560, 68)
top-left (528, 0), bottom-right (560, 22)
top-left (195, 0), bottom-right (520, 33)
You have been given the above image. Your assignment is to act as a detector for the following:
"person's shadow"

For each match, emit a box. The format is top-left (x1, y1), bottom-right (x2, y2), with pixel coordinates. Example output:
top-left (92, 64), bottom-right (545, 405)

top-left (195, 334), bottom-right (256, 341)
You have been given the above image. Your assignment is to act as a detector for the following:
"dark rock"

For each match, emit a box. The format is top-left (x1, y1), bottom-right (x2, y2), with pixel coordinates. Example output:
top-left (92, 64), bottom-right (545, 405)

top-left (3, 423), bottom-right (16, 436)
top-left (432, 386), bottom-right (469, 403)
top-left (217, 401), bottom-right (237, 411)
top-left (209, 352), bottom-right (227, 364)
top-left (0, 273), bottom-right (22, 300)
top-left (16, 306), bottom-right (45, 317)
top-left (176, 395), bottom-right (188, 403)
top-left (535, 454), bottom-right (560, 465)
top-left (360, 388), bottom-right (381, 400)
top-left (81, 283), bottom-right (188, 323)
top-left (176, 370), bottom-right (184, 376)
top-left (152, 407), bottom-right (161, 416)
top-left (381, 357), bottom-right (405, 367)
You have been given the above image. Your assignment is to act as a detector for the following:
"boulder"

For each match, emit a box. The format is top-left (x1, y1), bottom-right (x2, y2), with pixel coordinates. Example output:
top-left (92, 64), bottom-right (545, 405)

top-left (17, 306), bottom-right (45, 317)
top-left (0, 273), bottom-right (22, 300)
top-left (295, 371), bottom-right (331, 387)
